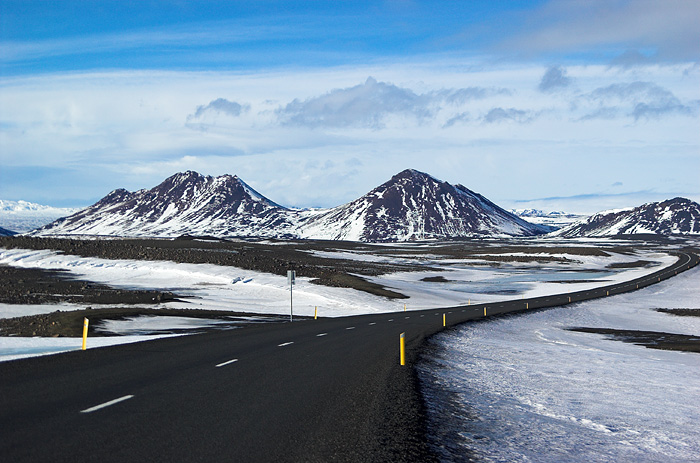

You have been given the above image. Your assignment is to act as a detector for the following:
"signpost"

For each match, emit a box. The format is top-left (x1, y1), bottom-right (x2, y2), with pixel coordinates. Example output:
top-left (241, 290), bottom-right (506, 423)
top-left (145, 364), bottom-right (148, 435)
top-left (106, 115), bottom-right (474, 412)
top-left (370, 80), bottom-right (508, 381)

top-left (287, 270), bottom-right (295, 322)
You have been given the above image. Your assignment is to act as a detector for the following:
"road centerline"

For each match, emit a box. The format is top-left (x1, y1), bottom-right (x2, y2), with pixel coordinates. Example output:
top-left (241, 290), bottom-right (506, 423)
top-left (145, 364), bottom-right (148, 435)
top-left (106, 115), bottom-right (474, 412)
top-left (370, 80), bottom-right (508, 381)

top-left (80, 395), bottom-right (134, 414)
top-left (278, 342), bottom-right (294, 347)
top-left (215, 358), bottom-right (239, 368)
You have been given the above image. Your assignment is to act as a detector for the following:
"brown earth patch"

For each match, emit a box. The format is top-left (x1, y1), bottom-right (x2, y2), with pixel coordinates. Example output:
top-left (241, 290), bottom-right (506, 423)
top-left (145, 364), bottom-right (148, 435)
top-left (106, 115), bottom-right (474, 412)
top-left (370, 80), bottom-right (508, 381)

top-left (656, 308), bottom-right (700, 317)
top-left (568, 327), bottom-right (700, 353)
top-left (606, 260), bottom-right (653, 269)
top-left (0, 307), bottom-right (290, 337)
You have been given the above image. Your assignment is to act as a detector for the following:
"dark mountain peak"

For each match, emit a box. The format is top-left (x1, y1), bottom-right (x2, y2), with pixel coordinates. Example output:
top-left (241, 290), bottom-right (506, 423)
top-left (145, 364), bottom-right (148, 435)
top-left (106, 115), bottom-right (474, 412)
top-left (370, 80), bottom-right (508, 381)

top-left (313, 169), bottom-right (547, 241)
top-left (173, 170), bottom-right (206, 181)
top-left (391, 168), bottom-right (438, 183)
top-left (93, 188), bottom-right (132, 207)
top-left (660, 197), bottom-right (694, 207)
top-left (156, 170), bottom-right (208, 190)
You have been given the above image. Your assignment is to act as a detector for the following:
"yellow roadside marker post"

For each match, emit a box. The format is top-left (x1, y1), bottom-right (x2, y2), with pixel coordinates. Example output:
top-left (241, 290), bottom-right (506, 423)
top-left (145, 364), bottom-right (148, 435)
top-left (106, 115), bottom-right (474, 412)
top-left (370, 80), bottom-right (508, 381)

top-left (483, 307), bottom-right (487, 317)
top-left (400, 333), bottom-right (405, 366)
top-left (314, 306), bottom-right (318, 319)
top-left (82, 318), bottom-right (89, 351)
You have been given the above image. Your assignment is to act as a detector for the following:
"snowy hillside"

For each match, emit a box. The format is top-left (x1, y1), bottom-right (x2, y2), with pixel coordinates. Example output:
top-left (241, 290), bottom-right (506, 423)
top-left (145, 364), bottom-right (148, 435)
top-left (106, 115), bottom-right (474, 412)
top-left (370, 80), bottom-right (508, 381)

top-left (551, 197), bottom-right (700, 237)
top-left (299, 169), bottom-right (548, 240)
top-left (0, 200), bottom-right (80, 233)
top-left (32, 171), bottom-right (297, 238)
top-left (31, 169), bottom-right (549, 241)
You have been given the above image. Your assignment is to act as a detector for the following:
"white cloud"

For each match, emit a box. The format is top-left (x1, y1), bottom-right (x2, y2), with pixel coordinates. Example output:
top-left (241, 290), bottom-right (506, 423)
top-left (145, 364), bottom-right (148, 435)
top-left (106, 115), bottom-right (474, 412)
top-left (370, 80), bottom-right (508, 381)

top-left (482, 107), bottom-right (537, 124)
top-left (581, 81), bottom-right (697, 120)
top-left (189, 98), bottom-right (249, 119)
top-left (274, 76), bottom-right (513, 129)
top-left (276, 77), bottom-right (430, 129)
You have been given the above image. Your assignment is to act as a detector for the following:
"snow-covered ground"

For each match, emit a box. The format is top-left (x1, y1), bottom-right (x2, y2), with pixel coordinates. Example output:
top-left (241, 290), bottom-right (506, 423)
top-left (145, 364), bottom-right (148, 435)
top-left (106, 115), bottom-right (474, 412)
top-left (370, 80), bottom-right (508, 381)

top-left (0, 246), bottom-right (675, 317)
top-left (0, 245), bottom-right (680, 362)
top-left (420, 265), bottom-right (700, 462)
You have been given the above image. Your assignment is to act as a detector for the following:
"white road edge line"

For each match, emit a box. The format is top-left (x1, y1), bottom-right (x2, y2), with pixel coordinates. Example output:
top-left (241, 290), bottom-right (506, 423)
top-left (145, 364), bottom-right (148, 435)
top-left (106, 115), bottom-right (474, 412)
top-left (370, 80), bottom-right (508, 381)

top-left (80, 395), bottom-right (134, 414)
top-left (215, 358), bottom-right (239, 368)
top-left (278, 342), bottom-right (294, 347)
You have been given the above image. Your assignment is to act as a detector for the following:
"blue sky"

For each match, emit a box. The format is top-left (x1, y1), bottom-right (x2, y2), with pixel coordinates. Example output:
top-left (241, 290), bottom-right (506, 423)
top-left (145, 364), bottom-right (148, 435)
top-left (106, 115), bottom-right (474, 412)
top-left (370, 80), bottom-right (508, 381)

top-left (1, 0), bottom-right (699, 213)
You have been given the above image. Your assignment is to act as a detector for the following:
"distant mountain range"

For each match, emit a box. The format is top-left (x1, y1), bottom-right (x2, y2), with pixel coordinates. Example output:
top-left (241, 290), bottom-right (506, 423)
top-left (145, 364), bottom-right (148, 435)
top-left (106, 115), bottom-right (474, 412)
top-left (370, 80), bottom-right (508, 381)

top-left (30, 169), bottom-right (548, 241)
top-left (551, 197), bottom-right (700, 237)
top-left (15, 171), bottom-right (700, 242)
top-left (511, 209), bottom-right (586, 230)
top-left (0, 200), bottom-right (80, 233)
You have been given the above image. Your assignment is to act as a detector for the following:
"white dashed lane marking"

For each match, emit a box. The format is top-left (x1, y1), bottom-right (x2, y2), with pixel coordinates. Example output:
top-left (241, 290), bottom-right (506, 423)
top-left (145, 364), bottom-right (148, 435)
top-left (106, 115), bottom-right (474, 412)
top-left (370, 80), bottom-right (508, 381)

top-left (316, 333), bottom-right (328, 337)
top-left (81, 395), bottom-right (134, 414)
top-left (215, 358), bottom-right (238, 368)
top-left (278, 342), bottom-right (294, 347)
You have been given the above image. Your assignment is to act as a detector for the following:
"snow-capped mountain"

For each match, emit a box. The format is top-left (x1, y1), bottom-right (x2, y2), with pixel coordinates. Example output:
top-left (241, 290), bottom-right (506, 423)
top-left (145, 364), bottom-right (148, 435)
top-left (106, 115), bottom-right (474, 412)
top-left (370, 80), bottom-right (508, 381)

top-left (0, 200), bottom-right (81, 233)
top-left (551, 197), bottom-right (700, 237)
top-left (512, 209), bottom-right (586, 230)
top-left (32, 171), bottom-right (297, 238)
top-left (299, 169), bottom-right (548, 240)
top-left (31, 169), bottom-right (549, 241)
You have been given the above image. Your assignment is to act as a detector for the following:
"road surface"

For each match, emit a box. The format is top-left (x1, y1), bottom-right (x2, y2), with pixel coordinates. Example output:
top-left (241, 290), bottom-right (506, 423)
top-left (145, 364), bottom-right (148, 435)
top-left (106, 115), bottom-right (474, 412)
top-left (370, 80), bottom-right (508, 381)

top-left (1, 250), bottom-right (697, 462)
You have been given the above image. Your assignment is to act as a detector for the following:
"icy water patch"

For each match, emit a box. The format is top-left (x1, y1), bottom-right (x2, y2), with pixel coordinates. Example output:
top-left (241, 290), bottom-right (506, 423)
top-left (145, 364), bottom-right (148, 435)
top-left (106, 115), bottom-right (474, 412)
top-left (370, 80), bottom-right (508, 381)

top-left (419, 266), bottom-right (700, 462)
top-left (96, 314), bottom-right (286, 335)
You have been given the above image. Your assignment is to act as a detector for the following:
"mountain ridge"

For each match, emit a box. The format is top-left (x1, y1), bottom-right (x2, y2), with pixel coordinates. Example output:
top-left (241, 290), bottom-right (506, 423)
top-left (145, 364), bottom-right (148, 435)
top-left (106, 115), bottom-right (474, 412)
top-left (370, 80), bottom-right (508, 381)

top-left (552, 197), bottom-right (700, 237)
top-left (30, 169), bottom-right (547, 241)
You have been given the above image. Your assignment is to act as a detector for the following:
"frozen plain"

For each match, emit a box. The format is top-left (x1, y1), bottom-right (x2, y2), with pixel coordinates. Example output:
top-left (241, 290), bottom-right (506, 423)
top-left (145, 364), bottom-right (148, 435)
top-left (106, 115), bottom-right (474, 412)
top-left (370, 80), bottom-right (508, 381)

top-left (0, 244), bottom-right (679, 362)
top-left (420, 265), bottom-right (700, 462)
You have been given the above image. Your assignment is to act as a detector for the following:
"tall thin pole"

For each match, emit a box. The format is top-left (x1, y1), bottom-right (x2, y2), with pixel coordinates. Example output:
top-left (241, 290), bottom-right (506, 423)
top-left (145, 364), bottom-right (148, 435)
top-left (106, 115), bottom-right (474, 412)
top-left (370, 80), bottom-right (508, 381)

top-left (290, 280), bottom-right (293, 322)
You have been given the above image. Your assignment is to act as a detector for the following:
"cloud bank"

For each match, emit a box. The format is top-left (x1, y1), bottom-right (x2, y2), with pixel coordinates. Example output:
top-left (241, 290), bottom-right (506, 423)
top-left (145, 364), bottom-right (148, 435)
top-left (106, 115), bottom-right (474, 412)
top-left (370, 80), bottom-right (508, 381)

top-left (1, 63), bottom-right (697, 213)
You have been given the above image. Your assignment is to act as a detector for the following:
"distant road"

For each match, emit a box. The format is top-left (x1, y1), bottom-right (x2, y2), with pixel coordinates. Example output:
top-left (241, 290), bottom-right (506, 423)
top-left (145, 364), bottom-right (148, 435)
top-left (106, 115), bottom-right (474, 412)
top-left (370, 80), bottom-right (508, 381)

top-left (1, 250), bottom-right (697, 462)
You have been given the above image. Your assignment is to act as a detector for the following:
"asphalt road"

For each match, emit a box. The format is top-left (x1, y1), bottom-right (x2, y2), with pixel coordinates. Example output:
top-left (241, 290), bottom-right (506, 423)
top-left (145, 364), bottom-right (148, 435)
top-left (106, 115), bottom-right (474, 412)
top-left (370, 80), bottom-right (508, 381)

top-left (1, 250), bottom-right (697, 462)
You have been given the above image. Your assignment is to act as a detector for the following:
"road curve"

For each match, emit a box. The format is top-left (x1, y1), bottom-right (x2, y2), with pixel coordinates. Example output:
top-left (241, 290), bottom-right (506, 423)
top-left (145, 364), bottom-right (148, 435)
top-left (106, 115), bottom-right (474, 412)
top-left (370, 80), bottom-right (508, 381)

top-left (1, 250), bottom-right (698, 462)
